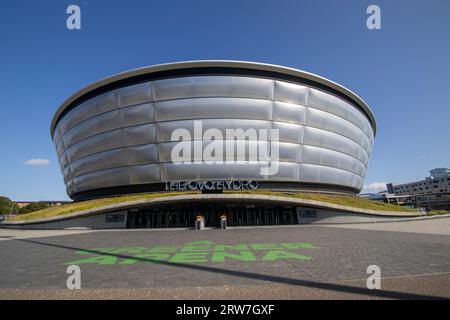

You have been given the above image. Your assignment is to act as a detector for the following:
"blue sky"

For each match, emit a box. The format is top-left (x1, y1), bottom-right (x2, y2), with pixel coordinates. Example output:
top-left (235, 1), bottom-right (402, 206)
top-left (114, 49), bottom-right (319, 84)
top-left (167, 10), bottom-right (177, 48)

top-left (0, 0), bottom-right (449, 201)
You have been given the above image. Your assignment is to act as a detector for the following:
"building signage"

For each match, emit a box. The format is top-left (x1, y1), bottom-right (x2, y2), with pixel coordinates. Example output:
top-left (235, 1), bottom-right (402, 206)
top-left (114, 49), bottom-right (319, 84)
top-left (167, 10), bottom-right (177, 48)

top-left (165, 180), bottom-right (258, 191)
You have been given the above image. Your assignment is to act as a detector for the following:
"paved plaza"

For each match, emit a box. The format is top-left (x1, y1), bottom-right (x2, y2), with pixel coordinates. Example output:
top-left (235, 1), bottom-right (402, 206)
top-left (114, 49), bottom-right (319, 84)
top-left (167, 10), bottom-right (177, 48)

top-left (1, 216), bottom-right (449, 299)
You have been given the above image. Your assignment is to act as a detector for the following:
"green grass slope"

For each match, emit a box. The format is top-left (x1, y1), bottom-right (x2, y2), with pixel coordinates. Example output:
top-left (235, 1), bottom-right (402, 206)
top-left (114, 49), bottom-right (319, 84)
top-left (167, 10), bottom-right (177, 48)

top-left (5, 190), bottom-right (416, 222)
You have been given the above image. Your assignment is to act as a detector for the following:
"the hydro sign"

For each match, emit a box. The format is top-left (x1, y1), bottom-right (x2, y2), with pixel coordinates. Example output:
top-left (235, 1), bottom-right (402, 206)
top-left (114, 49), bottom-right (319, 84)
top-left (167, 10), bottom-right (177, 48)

top-left (166, 180), bottom-right (259, 191)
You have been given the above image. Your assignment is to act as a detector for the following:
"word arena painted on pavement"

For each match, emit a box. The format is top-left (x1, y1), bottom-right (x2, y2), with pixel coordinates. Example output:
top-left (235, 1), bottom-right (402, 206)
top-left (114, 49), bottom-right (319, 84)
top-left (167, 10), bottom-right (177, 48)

top-left (64, 241), bottom-right (315, 265)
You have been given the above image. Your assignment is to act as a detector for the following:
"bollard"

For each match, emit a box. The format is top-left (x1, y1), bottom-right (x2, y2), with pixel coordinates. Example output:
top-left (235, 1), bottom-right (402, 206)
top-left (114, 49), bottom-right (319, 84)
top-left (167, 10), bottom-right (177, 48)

top-left (220, 215), bottom-right (227, 230)
top-left (195, 215), bottom-right (205, 230)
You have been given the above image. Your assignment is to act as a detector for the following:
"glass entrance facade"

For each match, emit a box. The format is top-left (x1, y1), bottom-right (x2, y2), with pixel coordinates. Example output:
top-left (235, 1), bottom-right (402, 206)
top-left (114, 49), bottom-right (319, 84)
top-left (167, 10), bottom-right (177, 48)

top-left (125, 202), bottom-right (307, 228)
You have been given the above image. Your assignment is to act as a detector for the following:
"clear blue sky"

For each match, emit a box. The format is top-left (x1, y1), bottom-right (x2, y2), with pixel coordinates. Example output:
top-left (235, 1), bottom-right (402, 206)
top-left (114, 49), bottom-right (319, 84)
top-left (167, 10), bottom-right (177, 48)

top-left (0, 0), bottom-right (449, 201)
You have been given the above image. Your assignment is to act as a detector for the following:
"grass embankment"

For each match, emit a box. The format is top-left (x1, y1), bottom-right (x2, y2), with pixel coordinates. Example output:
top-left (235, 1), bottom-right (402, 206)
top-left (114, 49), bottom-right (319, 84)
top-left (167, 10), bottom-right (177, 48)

top-left (5, 191), bottom-right (198, 221)
top-left (5, 190), bottom-right (417, 222)
top-left (225, 190), bottom-right (417, 212)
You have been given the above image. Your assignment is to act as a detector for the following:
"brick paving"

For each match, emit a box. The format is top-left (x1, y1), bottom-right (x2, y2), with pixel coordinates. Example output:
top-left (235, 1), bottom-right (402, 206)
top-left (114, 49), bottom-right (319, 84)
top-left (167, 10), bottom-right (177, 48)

top-left (0, 219), bottom-right (449, 299)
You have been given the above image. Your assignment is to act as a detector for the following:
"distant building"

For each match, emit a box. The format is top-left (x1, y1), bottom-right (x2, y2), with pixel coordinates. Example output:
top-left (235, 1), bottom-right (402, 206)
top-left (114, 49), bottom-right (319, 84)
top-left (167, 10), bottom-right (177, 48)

top-left (359, 193), bottom-right (385, 201)
top-left (386, 168), bottom-right (450, 210)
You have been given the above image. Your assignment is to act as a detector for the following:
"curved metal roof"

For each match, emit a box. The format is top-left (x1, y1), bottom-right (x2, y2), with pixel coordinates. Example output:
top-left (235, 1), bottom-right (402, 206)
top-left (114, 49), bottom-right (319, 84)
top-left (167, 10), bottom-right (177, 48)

top-left (50, 60), bottom-right (376, 137)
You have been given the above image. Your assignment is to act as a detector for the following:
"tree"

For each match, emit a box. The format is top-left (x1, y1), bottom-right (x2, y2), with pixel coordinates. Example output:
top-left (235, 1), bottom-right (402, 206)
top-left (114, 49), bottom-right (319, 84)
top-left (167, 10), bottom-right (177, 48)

top-left (19, 202), bottom-right (51, 214)
top-left (0, 196), bottom-right (19, 215)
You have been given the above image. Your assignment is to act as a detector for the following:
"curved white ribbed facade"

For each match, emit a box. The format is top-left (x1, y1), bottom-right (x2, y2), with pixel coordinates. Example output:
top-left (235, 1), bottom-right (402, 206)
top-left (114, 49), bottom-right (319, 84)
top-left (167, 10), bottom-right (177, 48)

top-left (51, 61), bottom-right (376, 200)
